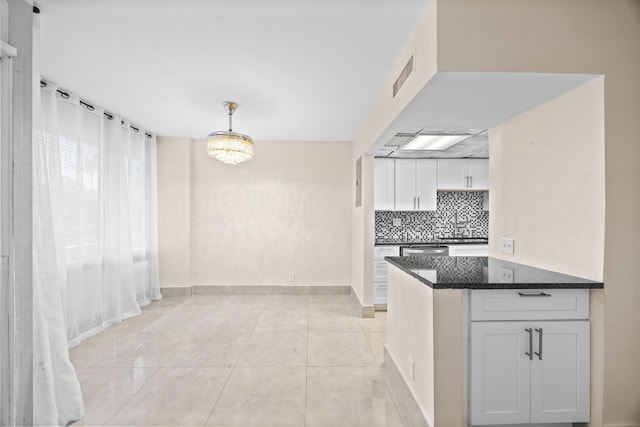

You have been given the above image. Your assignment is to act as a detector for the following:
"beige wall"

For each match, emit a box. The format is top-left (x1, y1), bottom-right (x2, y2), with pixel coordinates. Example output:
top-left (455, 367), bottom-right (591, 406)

top-left (386, 266), bottom-right (466, 427)
top-left (157, 138), bottom-right (352, 287)
top-left (157, 137), bottom-right (191, 287)
top-left (351, 0), bottom-right (439, 307)
top-left (488, 77), bottom-right (605, 280)
top-left (386, 266), bottom-right (436, 426)
top-left (436, 0), bottom-right (640, 424)
top-left (489, 78), bottom-right (607, 424)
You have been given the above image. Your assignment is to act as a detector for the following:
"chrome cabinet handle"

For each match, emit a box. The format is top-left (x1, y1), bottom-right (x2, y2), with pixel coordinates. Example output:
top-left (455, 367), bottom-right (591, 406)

top-left (535, 328), bottom-right (543, 360)
top-left (413, 197), bottom-right (416, 209)
top-left (525, 328), bottom-right (533, 360)
top-left (417, 197), bottom-right (420, 209)
top-left (518, 292), bottom-right (551, 297)
top-left (464, 176), bottom-right (468, 188)
top-left (470, 176), bottom-right (473, 188)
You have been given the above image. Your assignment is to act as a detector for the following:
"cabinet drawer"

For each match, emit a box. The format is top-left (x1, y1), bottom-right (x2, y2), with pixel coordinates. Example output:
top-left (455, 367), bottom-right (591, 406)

top-left (374, 282), bottom-right (388, 303)
top-left (470, 289), bottom-right (589, 321)
top-left (373, 261), bottom-right (389, 282)
top-left (374, 246), bottom-right (399, 259)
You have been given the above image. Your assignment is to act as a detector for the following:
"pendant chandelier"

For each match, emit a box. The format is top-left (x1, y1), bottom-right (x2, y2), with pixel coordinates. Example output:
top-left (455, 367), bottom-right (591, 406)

top-left (206, 101), bottom-right (254, 165)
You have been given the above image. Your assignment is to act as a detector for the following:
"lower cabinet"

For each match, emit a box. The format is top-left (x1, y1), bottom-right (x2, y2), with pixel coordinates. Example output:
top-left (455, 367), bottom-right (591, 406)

top-left (469, 290), bottom-right (590, 425)
top-left (373, 246), bottom-right (399, 304)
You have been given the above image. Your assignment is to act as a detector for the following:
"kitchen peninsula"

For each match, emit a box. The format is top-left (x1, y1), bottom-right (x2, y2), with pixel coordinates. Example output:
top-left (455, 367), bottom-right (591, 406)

top-left (384, 255), bottom-right (603, 427)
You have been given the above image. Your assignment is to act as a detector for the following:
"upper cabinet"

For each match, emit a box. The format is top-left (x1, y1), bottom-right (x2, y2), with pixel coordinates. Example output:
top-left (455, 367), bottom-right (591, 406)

top-left (375, 158), bottom-right (488, 211)
top-left (437, 159), bottom-right (489, 190)
top-left (395, 159), bottom-right (437, 211)
top-left (374, 158), bottom-right (395, 210)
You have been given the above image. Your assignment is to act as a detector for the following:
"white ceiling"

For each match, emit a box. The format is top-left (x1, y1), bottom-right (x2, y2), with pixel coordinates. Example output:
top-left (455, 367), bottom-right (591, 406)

top-left (36, 1), bottom-right (600, 151)
top-left (36, 0), bottom-right (430, 141)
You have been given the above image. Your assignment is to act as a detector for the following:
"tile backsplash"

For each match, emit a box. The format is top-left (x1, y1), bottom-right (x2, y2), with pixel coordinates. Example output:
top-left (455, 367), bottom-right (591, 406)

top-left (375, 191), bottom-right (489, 241)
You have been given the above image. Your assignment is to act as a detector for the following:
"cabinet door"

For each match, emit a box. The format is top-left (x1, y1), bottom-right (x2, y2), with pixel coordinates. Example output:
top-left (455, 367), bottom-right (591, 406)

top-left (437, 159), bottom-right (468, 190)
top-left (468, 159), bottom-right (489, 190)
top-left (415, 159), bottom-right (437, 211)
top-left (530, 321), bottom-right (590, 423)
top-left (374, 158), bottom-right (395, 210)
top-left (394, 159), bottom-right (417, 210)
top-left (470, 322), bottom-right (531, 425)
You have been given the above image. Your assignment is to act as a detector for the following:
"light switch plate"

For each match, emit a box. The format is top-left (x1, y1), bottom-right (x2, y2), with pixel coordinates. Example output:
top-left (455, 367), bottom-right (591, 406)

top-left (392, 218), bottom-right (402, 227)
top-left (500, 238), bottom-right (514, 254)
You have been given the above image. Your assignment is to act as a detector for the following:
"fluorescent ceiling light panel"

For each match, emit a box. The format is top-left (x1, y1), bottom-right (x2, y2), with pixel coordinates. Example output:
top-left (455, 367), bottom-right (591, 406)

top-left (400, 134), bottom-right (469, 151)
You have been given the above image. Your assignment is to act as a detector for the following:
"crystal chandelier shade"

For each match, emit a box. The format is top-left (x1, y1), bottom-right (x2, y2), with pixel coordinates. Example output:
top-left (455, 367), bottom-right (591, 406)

top-left (206, 102), bottom-right (254, 165)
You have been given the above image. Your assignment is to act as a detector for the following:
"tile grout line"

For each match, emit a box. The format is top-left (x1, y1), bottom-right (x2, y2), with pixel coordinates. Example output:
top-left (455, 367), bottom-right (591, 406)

top-left (303, 298), bottom-right (311, 427)
top-left (202, 298), bottom-right (264, 426)
top-left (100, 302), bottom-right (188, 426)
top-left (362, 316), bottom-right (408, 427)
top-left (98, 364), bottom-right (162, 425)
top-left (379, 363), bottom-right (410, 427)
top-left (80, 295), bottom-right (399, 426)
top-left (360, 324), bottom-right (380, 366)
top-left (201, 365), bottom-right (234, 427)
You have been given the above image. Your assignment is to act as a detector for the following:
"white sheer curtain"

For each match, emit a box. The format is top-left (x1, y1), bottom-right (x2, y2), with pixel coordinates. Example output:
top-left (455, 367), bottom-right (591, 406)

top-left (36, 85), bottom-right (162, 346)
top-left (32, 15), bottom-right (161, 426)
top-left (32, 14), bottom-right (84, 426)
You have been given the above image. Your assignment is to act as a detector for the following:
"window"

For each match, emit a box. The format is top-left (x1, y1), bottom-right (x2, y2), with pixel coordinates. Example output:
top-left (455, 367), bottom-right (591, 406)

top-left (57, 97), bottom-right (102, 264)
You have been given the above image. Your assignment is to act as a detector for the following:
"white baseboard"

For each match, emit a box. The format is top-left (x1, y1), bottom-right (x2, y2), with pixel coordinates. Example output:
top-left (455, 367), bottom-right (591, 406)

top-left (161, 284), bottom-right (351, 297)
top-left (382, 346), bottom-right (430, 427)
top-left (349, 288), bottom-right (375, 318)
top-left (160, 286), bottom-right (191, 297)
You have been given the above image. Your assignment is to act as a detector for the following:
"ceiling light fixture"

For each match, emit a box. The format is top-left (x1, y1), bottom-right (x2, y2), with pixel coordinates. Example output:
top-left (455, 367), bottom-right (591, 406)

top-left (400, 134), bottom-right (470, 151)
top-left (206, 101), bottom-right (254, 165)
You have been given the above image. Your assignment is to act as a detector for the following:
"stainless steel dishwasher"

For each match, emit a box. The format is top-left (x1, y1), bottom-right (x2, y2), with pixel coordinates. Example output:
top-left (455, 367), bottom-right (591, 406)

top-left (400, 245), bottom-right (449, 257)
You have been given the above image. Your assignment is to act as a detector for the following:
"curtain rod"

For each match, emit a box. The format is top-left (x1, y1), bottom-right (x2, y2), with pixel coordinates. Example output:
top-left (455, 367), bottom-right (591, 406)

top-left (40, 80), bottom-right (153, 139)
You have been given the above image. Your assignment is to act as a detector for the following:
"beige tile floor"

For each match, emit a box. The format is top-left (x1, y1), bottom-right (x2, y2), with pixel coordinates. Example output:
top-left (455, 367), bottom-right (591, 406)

top-left (70, 294), bottom-right (404, 427)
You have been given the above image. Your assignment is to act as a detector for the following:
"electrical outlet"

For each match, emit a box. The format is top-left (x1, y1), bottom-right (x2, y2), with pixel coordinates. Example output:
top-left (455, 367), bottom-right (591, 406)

top-left (288, 273), bottom-right (295, 282)
top-left (392, 218), bottom-right (402, 227)
top-left (410, 358), bottom-right (415, 381)
top-left (500, 237), bottom-right (514, 254)
top-left (499, 267), bottom-right (514, 283)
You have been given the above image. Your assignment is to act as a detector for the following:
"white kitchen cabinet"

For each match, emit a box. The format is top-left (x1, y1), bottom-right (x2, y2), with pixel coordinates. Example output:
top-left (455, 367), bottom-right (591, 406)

top-left (373, 246), bottom-right (399, 304)
top-left (374, 158), bottom-right (395, 210)
top-left (437, 158), bottom-right (488, 190)
top-left (469, 289), bottom-right (590, 426)
top-left (530, 321), bottom-right (590, 423)
top-left (470, 289), bottom-right (589, 321)
top-left (394, 159), bottom-right (437, 211)
top-left (470, 321), bottom-right (532, 425)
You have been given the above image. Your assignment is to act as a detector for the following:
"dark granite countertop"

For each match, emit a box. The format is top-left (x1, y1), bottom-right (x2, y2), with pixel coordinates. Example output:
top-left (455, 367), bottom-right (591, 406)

top-left (385, 256), bottom-right (604, 289)
top-left (375, 237), bottom-right (489, 246)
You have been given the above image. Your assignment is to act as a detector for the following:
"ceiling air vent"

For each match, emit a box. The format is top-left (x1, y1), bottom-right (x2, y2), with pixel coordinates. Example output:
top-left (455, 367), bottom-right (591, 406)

top-left (392, 55), bottom-right (414, 98)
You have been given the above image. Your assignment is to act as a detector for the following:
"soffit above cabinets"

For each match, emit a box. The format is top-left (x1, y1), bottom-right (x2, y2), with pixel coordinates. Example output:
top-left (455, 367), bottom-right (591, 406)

top-left (367, 72), bottom-right (600, 160)
top-left (376, 130), bottom-right (489, 159)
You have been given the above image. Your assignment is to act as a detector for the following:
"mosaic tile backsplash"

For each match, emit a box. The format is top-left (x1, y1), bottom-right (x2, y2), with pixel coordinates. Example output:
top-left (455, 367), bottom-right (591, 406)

top-left (375, 191), bottom-right (489, 241)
